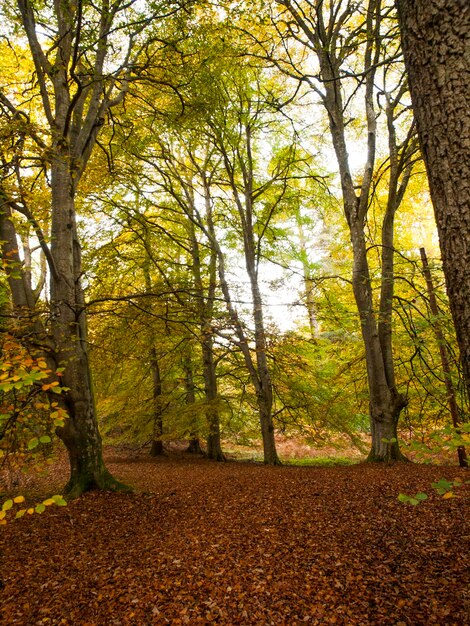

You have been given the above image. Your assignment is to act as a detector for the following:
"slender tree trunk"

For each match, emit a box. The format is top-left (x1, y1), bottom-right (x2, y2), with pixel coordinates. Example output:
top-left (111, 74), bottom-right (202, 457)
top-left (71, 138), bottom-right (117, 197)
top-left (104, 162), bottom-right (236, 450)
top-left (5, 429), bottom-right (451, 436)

top-left (149, 350), bottom-right (164, 457)
top-left (420, 247), bottom-right (468, 467)
top-left (226, 124), bottom-right (280, 465)
top-left (183, 356), bottom-right (203, 454)
top-left (396, 0), bottom-right (470, 407)
top-left (202, 332), bottom-right (224, 460)
top-left (296, 212), bottom-right (319, 339)
top-left (247, 265), bottom-right (280, 465)
top-left (214, 238), bottom-right (280, 464)
top-left (188, 193), bottom-right (224, 461)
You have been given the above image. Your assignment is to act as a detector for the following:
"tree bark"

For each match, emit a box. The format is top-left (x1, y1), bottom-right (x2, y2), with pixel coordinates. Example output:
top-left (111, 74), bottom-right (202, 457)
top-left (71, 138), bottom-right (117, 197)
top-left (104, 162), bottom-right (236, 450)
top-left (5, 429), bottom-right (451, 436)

top-left (149, 350), bottom-right (164, 457)
top-left (420, 248), bottom-right (468, 467)
top-left (396, 0), bottom-right (470, 407)
top-left (183, 356), bottom-right (203, 454)
top-left (50, 157), bottom-right (128, 496)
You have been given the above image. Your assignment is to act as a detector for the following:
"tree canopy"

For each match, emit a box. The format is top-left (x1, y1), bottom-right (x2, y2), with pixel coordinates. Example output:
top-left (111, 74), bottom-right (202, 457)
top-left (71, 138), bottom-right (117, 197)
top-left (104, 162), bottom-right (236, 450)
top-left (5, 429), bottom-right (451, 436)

top-left (0, 0), bottom-right (468, 495)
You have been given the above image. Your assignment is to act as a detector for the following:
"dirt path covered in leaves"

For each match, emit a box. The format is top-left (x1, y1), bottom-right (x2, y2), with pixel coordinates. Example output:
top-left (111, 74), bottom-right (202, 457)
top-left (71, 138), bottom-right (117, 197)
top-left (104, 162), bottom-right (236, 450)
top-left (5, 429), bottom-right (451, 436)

top-left (1, 452), bottom-right (469, 625)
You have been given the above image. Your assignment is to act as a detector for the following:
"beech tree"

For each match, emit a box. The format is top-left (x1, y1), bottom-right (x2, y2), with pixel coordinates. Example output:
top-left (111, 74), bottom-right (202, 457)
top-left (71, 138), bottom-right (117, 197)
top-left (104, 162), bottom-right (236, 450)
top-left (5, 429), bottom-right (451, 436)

top-left (263, 0), bottom-right (418, 461)
top-left (396, 0), bottom-right (470, 409)
top-left (0, 0), bottom-right (180, 496)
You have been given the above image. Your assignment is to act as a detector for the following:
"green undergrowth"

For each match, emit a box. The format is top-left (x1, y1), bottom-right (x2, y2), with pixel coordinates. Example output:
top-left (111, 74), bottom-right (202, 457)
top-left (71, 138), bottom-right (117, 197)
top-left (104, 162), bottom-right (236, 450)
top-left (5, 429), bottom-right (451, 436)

top-left (284, 456), bottom-right (358, 467)
top-left (225, 451), bottom-right (359, 466)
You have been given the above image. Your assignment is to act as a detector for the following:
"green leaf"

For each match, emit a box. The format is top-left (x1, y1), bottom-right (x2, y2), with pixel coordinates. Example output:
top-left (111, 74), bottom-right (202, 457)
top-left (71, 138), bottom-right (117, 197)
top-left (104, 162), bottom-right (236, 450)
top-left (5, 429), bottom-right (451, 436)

top-left (415, 492), bottom-right (428, 501)
top-left (27, 438), bottom-right (39, 450)
top-left (39, 435), bottom-right (51, 444)
top-left (52, 495), bottom-right (67, 506)
top-left (2, 499), bottom-right (13, 512)
top-left (15, 509), bottom-right (26, 519)
top-left (35, 503), bottom-right (46, 514)
top-left (431, 479), bottom-right (453, 494)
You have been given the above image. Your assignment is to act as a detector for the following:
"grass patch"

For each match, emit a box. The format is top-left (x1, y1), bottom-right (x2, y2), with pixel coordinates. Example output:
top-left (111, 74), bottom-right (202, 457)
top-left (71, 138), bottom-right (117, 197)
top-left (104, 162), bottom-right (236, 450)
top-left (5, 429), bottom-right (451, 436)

top-left (284, 456), bottom-right (358, 467)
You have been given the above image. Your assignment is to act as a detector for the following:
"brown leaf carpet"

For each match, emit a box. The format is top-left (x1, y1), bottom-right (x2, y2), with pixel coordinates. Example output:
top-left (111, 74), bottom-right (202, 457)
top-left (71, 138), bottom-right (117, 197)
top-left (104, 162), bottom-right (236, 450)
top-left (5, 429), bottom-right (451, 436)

top-left (1, 453), bottom-right (469, 625)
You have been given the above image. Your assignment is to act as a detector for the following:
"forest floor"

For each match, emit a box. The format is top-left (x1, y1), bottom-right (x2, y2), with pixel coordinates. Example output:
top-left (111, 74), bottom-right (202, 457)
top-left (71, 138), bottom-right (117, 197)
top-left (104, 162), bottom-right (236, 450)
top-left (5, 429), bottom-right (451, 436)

top-left (0, 449), bottom-right (469, 625)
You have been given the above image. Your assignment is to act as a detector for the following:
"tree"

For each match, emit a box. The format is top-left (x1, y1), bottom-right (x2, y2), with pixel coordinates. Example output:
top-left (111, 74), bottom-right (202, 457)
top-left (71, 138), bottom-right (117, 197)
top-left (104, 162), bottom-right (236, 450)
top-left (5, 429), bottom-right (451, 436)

top-left (396, 0), bottom-right (470, 410)
top-left (268, 0), bottom-right (417, 460)
top-left (0, 0), bottom-right (179, 496)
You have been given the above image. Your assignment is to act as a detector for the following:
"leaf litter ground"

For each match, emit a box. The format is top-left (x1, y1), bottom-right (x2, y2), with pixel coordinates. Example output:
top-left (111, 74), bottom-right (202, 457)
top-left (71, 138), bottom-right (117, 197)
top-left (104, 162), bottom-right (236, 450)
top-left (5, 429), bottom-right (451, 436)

top-left (1, 450), bottom-right (469, 625)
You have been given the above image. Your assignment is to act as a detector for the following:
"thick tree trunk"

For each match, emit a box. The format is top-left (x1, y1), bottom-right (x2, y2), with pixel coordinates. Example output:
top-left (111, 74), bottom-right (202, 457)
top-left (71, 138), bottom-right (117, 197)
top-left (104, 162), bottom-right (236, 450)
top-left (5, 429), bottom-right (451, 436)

top-left (397, 0), bottom-right (470, 404)
top-left (14, 0), bottom-right (136, 497)
top-left (51, 158), bottom-right (128, 496)
top-left (367, 404), bottom-right (403, 463)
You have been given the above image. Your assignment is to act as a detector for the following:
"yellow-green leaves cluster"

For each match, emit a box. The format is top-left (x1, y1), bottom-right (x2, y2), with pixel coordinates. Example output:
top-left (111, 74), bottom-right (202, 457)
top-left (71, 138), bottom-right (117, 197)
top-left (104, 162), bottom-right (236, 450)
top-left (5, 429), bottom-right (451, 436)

top-left (0, 494), bottom-right (67, 526)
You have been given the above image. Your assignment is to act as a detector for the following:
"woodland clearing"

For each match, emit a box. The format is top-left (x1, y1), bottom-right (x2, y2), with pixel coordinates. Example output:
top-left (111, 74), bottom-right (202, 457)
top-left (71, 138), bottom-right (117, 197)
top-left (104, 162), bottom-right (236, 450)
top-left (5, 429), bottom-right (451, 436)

top-left (0, 449), bottom-right (469, 625)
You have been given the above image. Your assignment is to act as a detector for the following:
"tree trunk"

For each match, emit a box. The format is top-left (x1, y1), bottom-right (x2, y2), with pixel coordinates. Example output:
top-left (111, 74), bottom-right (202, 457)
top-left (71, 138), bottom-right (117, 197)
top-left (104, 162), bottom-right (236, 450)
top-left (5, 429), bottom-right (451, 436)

top-left (202, 333), bottom-right (224, 461)
top-left (183, 356), bottom-right (203, 454)
top-left (420, 247), bottom-right (468, 467)
top-left (249, 275), bottom-right (280, 466)
top-left (350, 224), bottom-right (408, 462)
top-left (187, 192), bottom-right (225, 461)
top-left (51, 158), bottom-right (128, 497)
top-left (149, 350), bottom-right (164, 457)
top-left (13, 0), bottom-right (137, 497)
top-left (397, 0), bottom-right (470, 405)
top-left (296, 211), bottom-right (319, 340)
top-left (236, 125), bottom-right (280, 465)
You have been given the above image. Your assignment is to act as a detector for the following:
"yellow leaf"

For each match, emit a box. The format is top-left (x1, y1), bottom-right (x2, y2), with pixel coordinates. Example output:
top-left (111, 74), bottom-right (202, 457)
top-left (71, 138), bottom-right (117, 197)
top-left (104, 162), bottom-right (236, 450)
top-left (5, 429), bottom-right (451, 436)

top-left (43, 498), bottom-right (55, 506)
top-left (13, 495), bottom-right (25, 504)
top-left (37, 361), bottom-right (48, 369)
top-left (27, 508), bottom-right (34, 515)
top-left (443, 491), bottom-right (455, 499)
top-left (0, 511), bottom-right (6, 520)
top-left (0, 519), bottom-right (6, 526)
